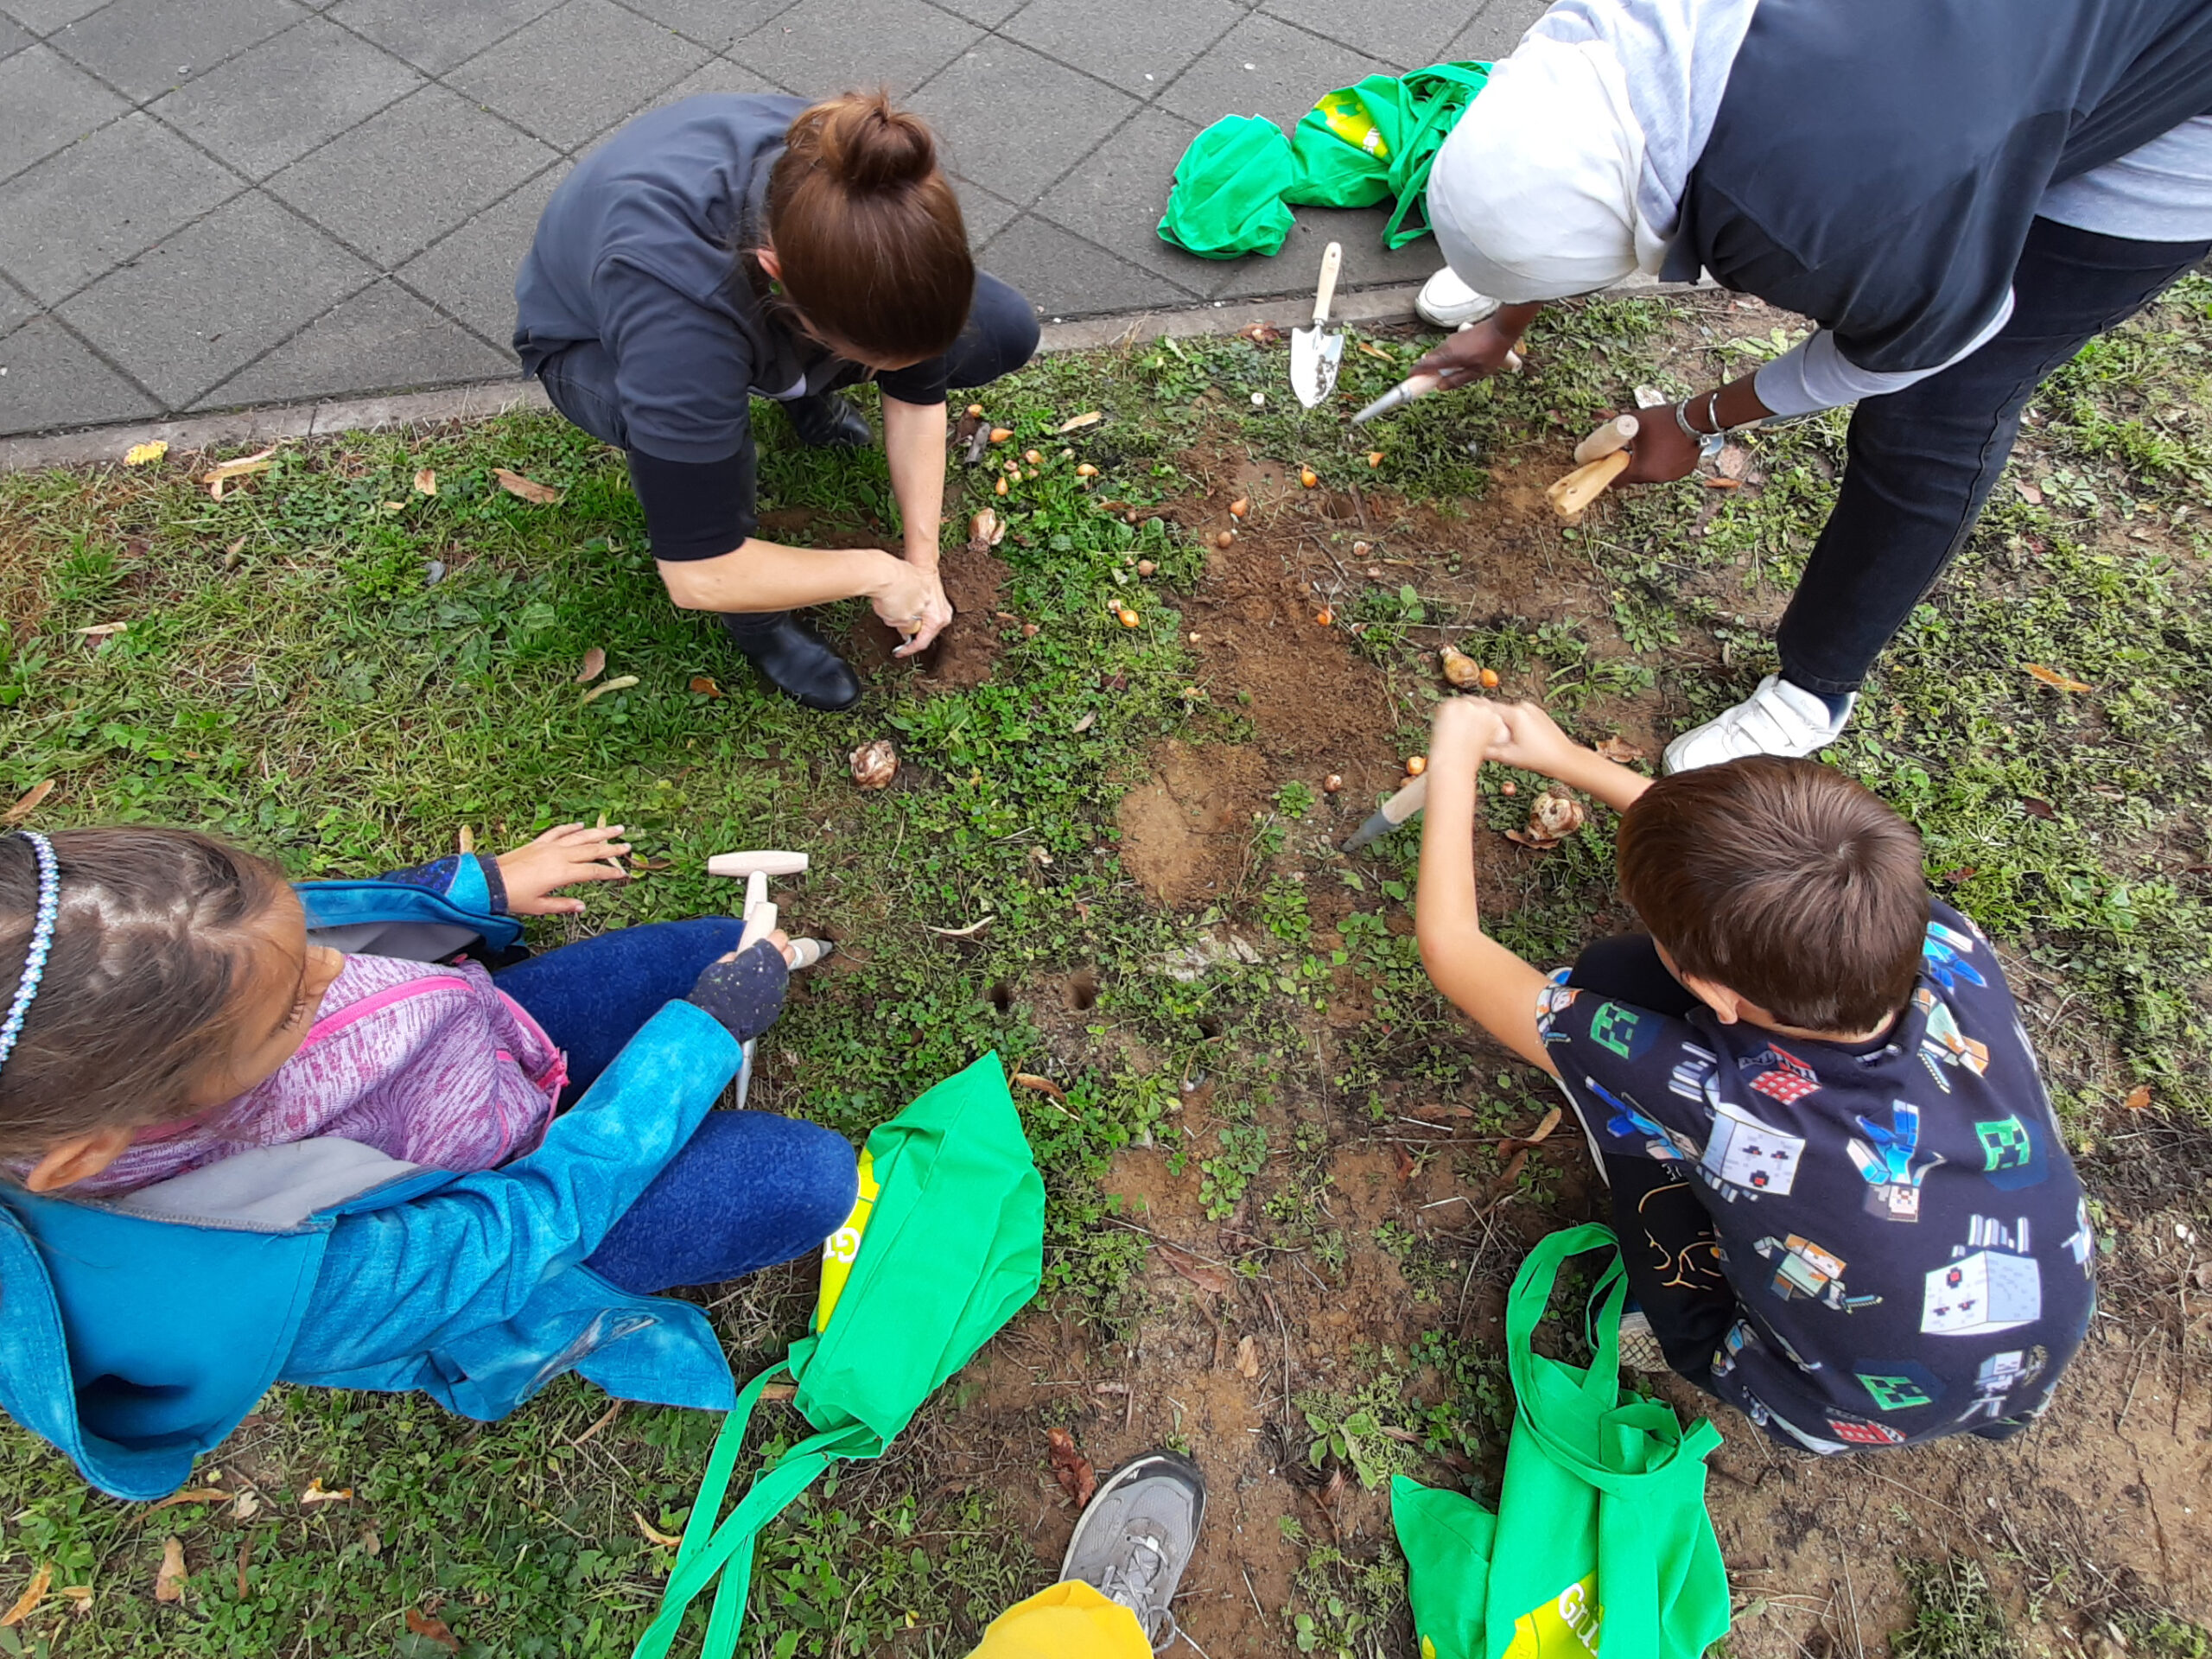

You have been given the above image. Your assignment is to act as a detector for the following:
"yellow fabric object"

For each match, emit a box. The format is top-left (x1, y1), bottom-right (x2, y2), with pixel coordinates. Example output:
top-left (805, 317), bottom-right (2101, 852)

top-left (969, 1583), bottom-right (1151, 1659)
top-left (813, 1147), bottom-right (879, 1332)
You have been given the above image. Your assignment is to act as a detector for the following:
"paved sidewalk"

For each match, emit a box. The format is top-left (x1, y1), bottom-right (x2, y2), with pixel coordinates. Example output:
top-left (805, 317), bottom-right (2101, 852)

top-left (0, 0), bottom-right (1544, 438)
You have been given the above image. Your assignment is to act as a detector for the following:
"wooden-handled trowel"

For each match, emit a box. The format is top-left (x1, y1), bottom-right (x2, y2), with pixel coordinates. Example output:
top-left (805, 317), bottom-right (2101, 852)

top-left (1290, 242), bottom-right (1344, 409)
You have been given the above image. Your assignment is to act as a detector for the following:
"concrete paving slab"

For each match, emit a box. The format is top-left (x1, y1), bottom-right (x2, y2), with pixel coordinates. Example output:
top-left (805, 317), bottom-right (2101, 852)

top-left (447, 0), bottom-right (709, 150)
top-left (1157, 13), bottom-right (1396, 131)
top-left (0, 274), bottom-right (39, 338)
top-left (264, 84), bottom-right (560, 266)
top-left (4, 0), bottom-right (1560, 435)
top-left (913, 39), bottom-right (1136, 207)
top-left (57, 191), bottom-right (372, 405)
top-left (731, 0), bottom-right (979, 102)
top-left (0, 43), bottom-right (127, 181)
top-left (0, 111), bottom-right (244, 304)
top-left (1032, 105), bottom-right (1217, 294)
top-left (982, 213), bottom-right (1196, 319)
top-left (1002, 0), bottom-right (1243, 99)
top-left (1259, 0), bottom-right (1474, 74)
top-left (1, 0), bottom-right (110, 32)
top-left (196, 276), bottom-right (512, 407)
top-left (396, 163), bottom-right (567, 353)
top-left (52, 0), bottom-right (302, 103)
top-left (327, 0), bottom-right (565, 75)
top-left (0, 315), bottom-right (159, 434)
top-left (149, 16), bottom-right (427, 180)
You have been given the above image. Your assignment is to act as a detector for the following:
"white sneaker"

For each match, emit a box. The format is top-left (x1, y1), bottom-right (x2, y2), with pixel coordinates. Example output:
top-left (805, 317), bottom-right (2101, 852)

top-left (1415, 267), bottom-right (1500, 328)
top-left (1662, 675), bottom-right (1856, 773)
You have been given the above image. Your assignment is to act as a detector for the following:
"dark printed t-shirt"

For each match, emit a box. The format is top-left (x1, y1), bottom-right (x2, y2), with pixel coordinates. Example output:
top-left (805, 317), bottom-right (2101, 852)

top-left (1537, 900), bottom-right (2094, 1452)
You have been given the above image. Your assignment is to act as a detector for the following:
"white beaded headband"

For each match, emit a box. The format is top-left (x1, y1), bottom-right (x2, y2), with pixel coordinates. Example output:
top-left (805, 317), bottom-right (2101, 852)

top-left (0, 831), bottom-right (59, 1078)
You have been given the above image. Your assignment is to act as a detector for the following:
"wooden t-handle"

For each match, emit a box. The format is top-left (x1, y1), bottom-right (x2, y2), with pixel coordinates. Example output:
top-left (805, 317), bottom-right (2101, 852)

top-left (1546, 451), bottom-right (1631, 520)
top-left (1313, 242), bottom-right (1342, 325)
top-left (1573, 414), bottom-right (1638, 466)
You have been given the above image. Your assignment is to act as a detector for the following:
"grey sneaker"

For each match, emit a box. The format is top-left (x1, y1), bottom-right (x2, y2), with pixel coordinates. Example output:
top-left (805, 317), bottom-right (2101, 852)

top-left (1060, 1451), bottom-right (1206, 1652)
top-left (1616, 1308), bottom-right (1670, 1373)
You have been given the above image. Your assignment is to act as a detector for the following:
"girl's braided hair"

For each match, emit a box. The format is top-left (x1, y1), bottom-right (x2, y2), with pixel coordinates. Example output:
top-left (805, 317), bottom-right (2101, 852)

top-left (0, 828), bottom-right (289, 1157)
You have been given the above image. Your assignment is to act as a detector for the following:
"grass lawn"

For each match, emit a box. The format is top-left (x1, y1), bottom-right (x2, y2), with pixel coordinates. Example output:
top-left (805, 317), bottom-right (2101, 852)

top-left (3, 278), bottom-right (2211, 1658)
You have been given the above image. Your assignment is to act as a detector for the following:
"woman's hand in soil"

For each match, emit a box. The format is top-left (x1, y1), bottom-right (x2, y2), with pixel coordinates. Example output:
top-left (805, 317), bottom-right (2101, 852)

top-left (1484, 702), bottom-right (1583, 779)
top-left (874, 557), bottom-right (953, 658)
top-left (496, 822), bottom-right (632, 915)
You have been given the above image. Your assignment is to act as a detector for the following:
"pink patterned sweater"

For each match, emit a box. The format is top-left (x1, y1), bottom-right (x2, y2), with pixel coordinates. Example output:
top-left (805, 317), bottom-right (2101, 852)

top-left (73, 954), bottom-right (567, 1198)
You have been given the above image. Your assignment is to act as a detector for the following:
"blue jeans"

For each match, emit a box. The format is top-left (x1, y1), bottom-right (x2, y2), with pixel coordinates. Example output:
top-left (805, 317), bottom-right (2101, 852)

top-left (493, 920), bottom-right (856, 1295)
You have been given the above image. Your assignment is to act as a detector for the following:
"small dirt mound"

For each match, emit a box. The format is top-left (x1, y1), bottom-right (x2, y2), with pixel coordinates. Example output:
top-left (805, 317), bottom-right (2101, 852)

top-left (847, 543), bottom-right (1014, 690)
top-left (1116, 740), bottom-right (1268, 907)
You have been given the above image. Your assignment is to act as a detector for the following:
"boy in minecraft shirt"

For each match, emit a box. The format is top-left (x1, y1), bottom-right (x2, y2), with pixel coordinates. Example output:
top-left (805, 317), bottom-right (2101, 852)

top-left (1413, 697), bottom-right (2093, 1451)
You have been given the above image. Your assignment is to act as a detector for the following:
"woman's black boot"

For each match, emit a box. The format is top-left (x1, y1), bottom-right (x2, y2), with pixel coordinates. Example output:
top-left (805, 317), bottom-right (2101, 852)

top-left (718, 612), bottom-right (861, 710)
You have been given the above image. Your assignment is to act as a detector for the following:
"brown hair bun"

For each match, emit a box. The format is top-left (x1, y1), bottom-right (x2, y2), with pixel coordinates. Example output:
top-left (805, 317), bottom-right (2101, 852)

top-left (766, 90), bottom-right (974, 365)
top-left (802, 90), bottom-right (938, 194)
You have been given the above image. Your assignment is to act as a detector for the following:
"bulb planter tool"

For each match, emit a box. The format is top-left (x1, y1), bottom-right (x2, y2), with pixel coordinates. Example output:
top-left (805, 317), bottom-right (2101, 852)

top-left (1342, 772), bottom-right (1429, 852)
top-left (1289, 242), bottom-right (1345, 409)
top-left (712, 850), bottom-right (824, 1104)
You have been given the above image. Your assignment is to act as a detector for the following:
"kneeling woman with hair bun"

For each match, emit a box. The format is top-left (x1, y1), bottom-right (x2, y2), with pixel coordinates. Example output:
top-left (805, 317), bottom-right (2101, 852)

top-left (516, 91), bottom-right (1039, 710)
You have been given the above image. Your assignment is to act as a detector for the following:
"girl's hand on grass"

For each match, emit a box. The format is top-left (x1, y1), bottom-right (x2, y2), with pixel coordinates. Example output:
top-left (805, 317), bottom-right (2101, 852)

top-left (496, 823), bottom-right (632, 915)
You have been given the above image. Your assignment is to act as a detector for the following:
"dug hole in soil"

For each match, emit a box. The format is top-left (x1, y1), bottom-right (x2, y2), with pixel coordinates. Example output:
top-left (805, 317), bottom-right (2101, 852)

top-left (910, 429), bottom-right (2212, 1659)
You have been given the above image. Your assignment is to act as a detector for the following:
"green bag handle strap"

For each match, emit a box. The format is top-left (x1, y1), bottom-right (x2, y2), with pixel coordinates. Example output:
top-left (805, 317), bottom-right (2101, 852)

top-left (1505, 1223), bottom-right (1627, 1410)
top-left (631, 1363), bottom-right (872, 1659)
top-left (1380, 63), bottom-right (1491, 245)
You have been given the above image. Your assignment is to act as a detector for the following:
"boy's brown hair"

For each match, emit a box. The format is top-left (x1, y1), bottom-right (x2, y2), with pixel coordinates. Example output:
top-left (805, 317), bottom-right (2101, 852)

top-left (1616, 755), bottom-right (1928, 1033)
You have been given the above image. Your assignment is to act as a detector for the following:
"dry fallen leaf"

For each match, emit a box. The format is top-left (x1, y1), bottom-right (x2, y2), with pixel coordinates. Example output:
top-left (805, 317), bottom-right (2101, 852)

top-left (405, 1607), bottom-right (461, 1654)
top-left (1354, 340), bottom-right (1395, 363)
top-left (232, 1490), bottom-right (263, 1522)
top-left (1592, 736), bottom-right (1646, 764)
top-left (1011, 1071), bottom-right (1066, 1101)
top-left (1, 1563), bottom-right (52, 1626)
top-left (3, 780), bottom-right (54, 826)
top-left (633, 1511), bottom-right (683, 1548)
top-left (1236, 1335), bottom-right (1261, 1379)
top-left (1159, 1247), bottom-right (1233, 1296)
top-left (76, 621), bottom-right (128, 637)
top-left (1046, 1427), bottom-right (1097, 1507)
top-left (124, 440), bottom-right (168, 467)
top-left (413, 468), bottom-right (437, 496)
top-left (1056, 410), bottom-right (1103, 433)
top-left (2013, 479), bottom-right (2044, 505)
top-left (140, 1487), bottom-right (231, 1517)
top-left (58, 1586), bottom-right (91, 1615)
top-left (578, 674), bottom-right (638, 706)
top-left (493, 467), bottom-right (563, 505)
top-left (575, 646), bottom-right (607, 683)
top-left (299, 1478), bottom-right (353, 1506)
top-left (2024, 663), bottom-right (2094, 693)
top-left (688, 675), bottom-right (723, 697)
top-left (2021, 797), bottom-right (2058, 821)
top-left (455, 825), bottom-right (475, 855)
top-left (201, 446), bottom-right (279, 499)
top-left (2124, 1084), bottom-right (2152, 1111)
top-left (154, 1536), bottom-right (186, 1604)
top-left (357, 1524), bottom-right (378, 1557)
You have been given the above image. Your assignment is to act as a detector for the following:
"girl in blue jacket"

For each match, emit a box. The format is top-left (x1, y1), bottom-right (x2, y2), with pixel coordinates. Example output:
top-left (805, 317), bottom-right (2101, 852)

top-left (0, 823), bottom-right (857, 1499)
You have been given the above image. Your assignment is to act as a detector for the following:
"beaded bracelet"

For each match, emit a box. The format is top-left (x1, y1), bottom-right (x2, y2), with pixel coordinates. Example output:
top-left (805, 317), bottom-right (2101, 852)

top-left (0, 831), bottom-right (59, 1078)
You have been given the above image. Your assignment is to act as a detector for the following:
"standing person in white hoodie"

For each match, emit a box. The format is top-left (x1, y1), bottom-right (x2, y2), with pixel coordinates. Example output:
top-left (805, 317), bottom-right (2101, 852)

top-left (1412, 0), bottom-right (2212, 772)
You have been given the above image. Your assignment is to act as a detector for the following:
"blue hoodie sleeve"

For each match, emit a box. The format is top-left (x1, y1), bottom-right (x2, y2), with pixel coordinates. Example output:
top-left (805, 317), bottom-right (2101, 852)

top-left (283, 1001), bottom-right (739, 1375)
top-left (365, 853), bottom-right (509, 915)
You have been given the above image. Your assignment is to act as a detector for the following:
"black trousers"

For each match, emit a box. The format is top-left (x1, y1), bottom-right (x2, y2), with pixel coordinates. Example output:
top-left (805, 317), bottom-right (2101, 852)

top-left (1566, 936), bottom-right (1736, 1386)
top-left (1775, 218), bottom-right (2209, 696)
top-left (533, 270), bottom-right (1039, 455)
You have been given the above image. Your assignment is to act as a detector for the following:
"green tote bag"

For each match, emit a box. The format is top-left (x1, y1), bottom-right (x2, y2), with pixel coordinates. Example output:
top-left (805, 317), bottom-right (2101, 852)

top-left (631, 1055), bottom-right (1046, 1659)
top-left (1392, 1224), bottom-right (1731, 1659)
top-left (1287, 63), bottom-right (1491, 247)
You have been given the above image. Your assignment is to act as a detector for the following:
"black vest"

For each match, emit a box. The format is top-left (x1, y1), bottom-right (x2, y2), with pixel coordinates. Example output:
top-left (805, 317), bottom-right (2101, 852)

top-left (1669, 0), bottom-right (2212, 371)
